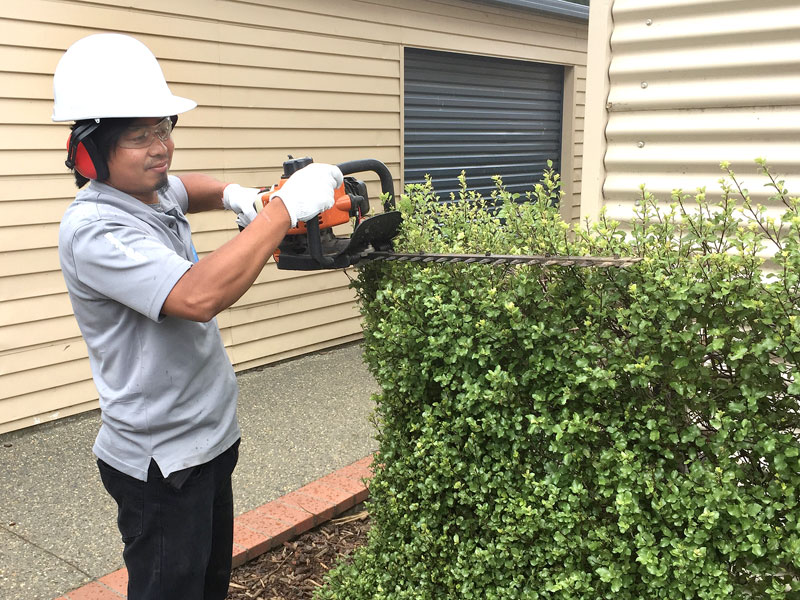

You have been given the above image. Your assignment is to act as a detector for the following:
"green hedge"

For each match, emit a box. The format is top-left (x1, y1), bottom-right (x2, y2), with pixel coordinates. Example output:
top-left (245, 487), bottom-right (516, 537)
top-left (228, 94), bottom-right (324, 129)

top-left (317, 162), bottom-right (800, 599)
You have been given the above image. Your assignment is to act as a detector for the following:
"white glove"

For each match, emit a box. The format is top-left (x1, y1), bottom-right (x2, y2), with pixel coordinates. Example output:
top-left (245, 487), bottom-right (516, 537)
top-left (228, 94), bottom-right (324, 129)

top-left (269, 163), bottom-right (343, 227)
top-left (222, 184), bottom-right (262, 228)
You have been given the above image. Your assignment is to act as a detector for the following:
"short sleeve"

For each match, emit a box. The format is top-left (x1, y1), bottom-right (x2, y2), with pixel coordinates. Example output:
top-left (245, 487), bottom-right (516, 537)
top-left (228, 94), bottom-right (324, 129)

top-left (67, 217), bottom-right (192, 322)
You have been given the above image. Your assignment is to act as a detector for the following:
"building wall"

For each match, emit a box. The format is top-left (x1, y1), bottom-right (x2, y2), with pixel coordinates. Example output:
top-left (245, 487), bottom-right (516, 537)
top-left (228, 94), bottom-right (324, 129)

top-left (582, 0), bottom-right (800, 222)
top-left (0, 0), bottom-right (588, 433)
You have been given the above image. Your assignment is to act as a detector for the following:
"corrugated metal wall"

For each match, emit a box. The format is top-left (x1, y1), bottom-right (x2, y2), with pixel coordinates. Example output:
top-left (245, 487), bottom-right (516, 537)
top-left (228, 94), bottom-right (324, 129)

top-left (586, 0), bottom-right (800, 222)
top-left (404, 47), bottom-right (564, 198)
top-left (0, 0), bottom-right (588, 433)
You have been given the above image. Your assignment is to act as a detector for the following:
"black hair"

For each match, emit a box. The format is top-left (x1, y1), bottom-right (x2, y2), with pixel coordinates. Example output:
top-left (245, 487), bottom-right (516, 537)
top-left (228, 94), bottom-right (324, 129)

top-left (68, 118), bottom-right (135, 188)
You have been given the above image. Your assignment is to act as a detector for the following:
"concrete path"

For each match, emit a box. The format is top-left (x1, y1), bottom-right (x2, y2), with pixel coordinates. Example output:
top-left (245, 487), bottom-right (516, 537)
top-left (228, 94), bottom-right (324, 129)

top-left (0, 343), bottom-right (379, 600)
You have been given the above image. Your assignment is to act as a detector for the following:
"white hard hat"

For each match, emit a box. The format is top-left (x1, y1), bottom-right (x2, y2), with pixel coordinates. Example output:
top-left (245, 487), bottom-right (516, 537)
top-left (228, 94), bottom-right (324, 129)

top-left (52, 33), bottom-right (196, 122)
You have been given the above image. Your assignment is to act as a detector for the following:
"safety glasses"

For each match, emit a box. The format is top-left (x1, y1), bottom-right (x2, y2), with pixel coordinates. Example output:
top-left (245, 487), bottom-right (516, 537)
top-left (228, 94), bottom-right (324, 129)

top-left (117, 117), bottom-right (174, 149)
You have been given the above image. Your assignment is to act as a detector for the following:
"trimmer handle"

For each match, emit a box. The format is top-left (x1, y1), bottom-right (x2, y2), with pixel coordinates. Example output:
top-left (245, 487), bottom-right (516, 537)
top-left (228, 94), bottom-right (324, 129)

top-left (336, 159), bottom-right (395, 212)
top-left (304, 159), bottom-right (395, 268)
top-left (305, 214), bottom-right (333, 267)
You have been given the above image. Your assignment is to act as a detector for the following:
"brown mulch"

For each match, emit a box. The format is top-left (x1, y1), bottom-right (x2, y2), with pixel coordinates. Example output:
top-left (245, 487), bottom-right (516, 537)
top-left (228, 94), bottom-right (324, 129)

top-left (226, 508), bottom-right (371, 600)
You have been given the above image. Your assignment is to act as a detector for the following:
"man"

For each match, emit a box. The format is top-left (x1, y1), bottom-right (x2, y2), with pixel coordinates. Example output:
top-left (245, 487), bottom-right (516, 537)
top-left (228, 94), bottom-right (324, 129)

top-left (53, 33), bottom-right (342, 599)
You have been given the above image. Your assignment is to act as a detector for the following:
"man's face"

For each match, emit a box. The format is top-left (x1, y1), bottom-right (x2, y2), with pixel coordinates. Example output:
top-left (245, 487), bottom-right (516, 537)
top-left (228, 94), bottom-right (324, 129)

top-left (105, 117), bottom-right (175, 204)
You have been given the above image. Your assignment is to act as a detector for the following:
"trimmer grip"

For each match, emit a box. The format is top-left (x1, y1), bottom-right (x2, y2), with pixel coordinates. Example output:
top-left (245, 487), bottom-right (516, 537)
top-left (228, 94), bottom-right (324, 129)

top-left (305, 216), bottom-right (334, 267)
top-left (336, 159), bottom-right (395, 211)
top-left (262, 177), bottom-right (350, 234)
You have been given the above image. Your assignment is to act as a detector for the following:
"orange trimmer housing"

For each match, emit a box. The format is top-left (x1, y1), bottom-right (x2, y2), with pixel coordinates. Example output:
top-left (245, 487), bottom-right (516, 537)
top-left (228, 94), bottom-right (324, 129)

top-left (253, 156), bottom-right (397, 270)
top-left (262, 176), bottom-right (355, 235)
top-left (261, 156), bottom-right (375, 265)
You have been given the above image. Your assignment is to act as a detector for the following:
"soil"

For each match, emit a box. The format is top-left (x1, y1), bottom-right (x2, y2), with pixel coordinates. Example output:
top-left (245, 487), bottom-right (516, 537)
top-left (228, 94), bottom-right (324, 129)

top-left (226, 507), bottom-right (370, 600)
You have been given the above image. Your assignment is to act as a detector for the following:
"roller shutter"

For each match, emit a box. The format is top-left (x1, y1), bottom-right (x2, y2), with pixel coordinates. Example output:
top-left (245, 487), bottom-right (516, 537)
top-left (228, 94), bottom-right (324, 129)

top-left (404, 47), bottom-right (564, 199)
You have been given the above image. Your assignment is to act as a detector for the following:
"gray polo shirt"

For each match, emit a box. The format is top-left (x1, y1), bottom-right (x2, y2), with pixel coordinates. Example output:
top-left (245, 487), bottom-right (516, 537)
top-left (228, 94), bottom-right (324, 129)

top-left (58, 176), bottom-right (240, 481)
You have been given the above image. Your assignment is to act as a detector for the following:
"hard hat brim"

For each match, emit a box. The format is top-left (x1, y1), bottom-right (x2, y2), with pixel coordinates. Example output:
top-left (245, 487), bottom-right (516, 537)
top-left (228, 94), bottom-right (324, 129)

top-left (52, 95), bottom-right (197, 123)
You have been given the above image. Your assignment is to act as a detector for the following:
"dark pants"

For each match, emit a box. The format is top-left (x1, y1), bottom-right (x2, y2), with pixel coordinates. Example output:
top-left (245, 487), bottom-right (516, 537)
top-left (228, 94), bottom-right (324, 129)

top-left (97, 440), bottom-right (240, 600)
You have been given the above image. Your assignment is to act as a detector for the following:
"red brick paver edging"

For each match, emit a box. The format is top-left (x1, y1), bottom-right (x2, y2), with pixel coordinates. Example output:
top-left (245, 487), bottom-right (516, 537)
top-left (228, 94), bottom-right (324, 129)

top-left (55, 455), bottom-right (374, 600)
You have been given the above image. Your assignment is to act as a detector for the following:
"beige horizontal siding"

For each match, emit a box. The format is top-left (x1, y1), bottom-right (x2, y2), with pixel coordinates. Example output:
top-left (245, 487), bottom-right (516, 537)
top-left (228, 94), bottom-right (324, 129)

top-left (582, 0), bottom-right (800, 223)
top-left (566, 66), bottom-right (587, 221)
top-left (0, 0), bottom-right (587, 433)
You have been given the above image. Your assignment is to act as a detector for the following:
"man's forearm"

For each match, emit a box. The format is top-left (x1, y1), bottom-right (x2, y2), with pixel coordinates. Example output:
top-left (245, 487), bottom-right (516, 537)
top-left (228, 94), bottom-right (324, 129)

top-left (161, 199), bottom-right (292, 322)
top-left (178, 173), bottom-right (228, 213)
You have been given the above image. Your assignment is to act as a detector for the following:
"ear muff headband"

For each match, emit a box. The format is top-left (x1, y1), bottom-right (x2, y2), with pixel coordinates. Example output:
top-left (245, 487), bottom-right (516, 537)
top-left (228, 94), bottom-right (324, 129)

top-left (66, 121), bottom-right (109, 181)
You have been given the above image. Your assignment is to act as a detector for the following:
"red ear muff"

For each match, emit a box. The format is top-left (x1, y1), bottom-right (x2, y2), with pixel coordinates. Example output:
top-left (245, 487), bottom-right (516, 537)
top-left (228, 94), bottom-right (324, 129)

top-left (66, 122), bottom-right (108, 181)
top-left (72, 139), bottom-right (98, 179)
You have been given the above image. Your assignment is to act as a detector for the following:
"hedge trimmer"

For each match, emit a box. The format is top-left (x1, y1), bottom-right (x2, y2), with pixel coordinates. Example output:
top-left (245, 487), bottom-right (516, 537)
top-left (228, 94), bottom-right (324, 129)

top-left (258, 157), bottom-right (640, 271)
